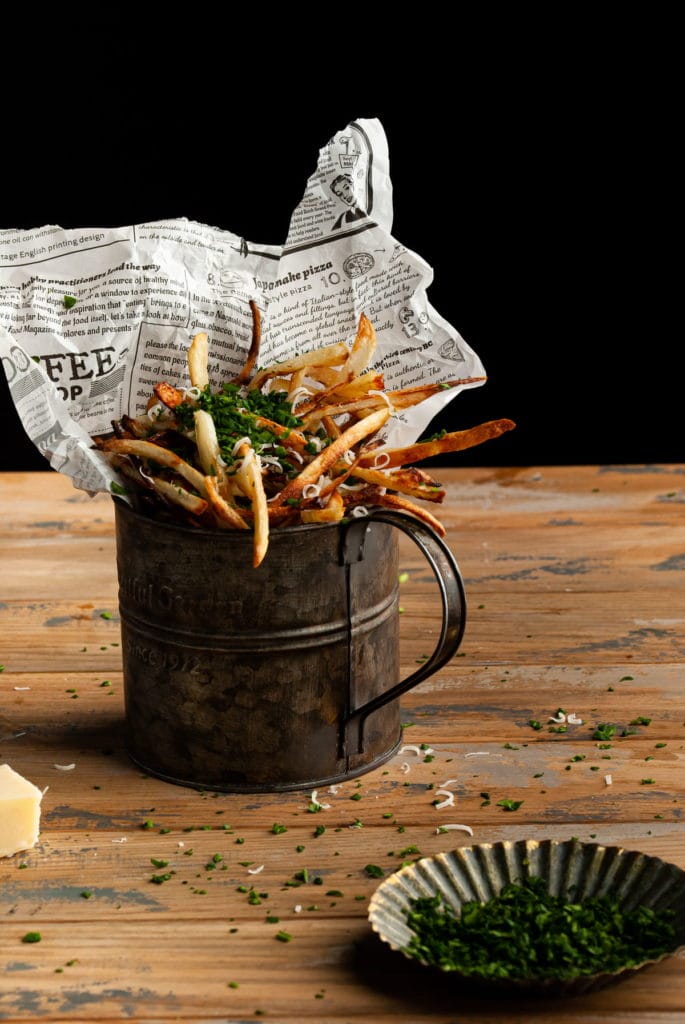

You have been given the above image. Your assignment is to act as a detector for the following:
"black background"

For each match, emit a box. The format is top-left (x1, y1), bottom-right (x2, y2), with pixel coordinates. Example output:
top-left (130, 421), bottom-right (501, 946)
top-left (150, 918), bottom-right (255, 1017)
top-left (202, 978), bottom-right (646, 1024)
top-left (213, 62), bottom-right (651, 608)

top-left (0, 12), bottom-right (677, 471)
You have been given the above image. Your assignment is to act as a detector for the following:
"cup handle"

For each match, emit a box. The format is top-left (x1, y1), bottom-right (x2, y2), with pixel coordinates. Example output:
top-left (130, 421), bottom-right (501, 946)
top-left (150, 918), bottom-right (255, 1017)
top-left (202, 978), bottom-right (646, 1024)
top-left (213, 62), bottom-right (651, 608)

top-left (341, 509), bottom-right (466, 754)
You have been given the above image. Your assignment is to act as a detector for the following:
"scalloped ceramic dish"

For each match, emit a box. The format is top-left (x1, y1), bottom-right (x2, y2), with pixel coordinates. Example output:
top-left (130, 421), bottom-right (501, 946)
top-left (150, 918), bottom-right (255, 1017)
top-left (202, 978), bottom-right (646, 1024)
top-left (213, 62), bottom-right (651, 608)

top-left (368, 838), bottom-right (685, 997)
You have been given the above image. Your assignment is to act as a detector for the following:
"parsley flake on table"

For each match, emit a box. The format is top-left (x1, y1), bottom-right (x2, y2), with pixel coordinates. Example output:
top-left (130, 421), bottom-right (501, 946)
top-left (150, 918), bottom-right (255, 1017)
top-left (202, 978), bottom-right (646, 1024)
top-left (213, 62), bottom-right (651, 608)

top-left (497, 799), bottom-right (523, 812)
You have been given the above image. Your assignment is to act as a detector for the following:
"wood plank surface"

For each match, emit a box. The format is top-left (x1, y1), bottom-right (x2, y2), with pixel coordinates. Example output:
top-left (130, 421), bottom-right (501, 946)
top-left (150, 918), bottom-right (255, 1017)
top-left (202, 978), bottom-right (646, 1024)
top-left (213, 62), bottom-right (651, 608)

top-left (1, 466), bottom-right (684, 1023)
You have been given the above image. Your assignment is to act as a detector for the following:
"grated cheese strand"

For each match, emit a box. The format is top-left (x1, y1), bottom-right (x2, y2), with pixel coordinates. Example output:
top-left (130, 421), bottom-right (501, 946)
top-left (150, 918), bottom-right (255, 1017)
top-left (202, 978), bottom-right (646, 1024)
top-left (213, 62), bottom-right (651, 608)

top-left (435, 823), bottom-right (474, 836)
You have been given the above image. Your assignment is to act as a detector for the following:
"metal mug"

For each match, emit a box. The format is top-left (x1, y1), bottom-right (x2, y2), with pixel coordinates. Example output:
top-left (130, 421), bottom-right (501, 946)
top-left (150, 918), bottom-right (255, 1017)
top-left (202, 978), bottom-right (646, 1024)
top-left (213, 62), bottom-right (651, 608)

top-left (114, 500), bottom-right (466, 792)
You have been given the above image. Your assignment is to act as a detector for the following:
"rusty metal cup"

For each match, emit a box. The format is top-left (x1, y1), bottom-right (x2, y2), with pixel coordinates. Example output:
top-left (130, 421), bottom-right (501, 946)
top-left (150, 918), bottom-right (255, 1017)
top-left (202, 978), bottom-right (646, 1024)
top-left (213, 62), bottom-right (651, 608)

top-left (114, 501), bottom-right (466, 792)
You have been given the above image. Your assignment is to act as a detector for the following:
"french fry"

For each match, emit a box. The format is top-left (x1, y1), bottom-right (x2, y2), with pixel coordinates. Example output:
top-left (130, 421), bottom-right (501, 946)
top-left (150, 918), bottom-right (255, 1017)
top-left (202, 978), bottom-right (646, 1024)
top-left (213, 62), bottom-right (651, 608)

top-left (153, 382), bottom-right (186, 409)
top-left (100, 305), bottom-right (515, 565)
top-left (251, 416), bottom-right (310, 454)
top-left (287, 367), bottom-right (309, 401)
top-left (294, 371), bottom-right (384, 416)
top-left (322, 415), bottom-right (341, 439)
top-left (367, 492), bottom-right (447, 537)
top-left (301, 491), bottom-right (344, 524)
top-left (101, 438), bottom-right (208, 496)
top-left (194, 409), bottom-right (224, 481)
top-left (357, 418), bottom-right (516, 468)
top-left (248, 341), bottom-right (349, 392)
top-left (344, 312), bottom-right (376, 379)
top-left (300, 395), bottom-right (390, 432)
top-left (272, 407), bottom-right (390, 507)
top-left (151, 477), bottom-right (209, 516)
top-left (204, 476), bottom-right (249, 530)
top-left (235, 443), bottom-right (269, 567)
top-left (344, 465), bottom-right (446, 503)
top-left (230, 300), bottom-right (262, 385)
top-left (307, 366), bottom-right (343, 387)
top-left (188, 332), bottom-right (209, 389)
top-left (386, 377), bottom-right (486, 409)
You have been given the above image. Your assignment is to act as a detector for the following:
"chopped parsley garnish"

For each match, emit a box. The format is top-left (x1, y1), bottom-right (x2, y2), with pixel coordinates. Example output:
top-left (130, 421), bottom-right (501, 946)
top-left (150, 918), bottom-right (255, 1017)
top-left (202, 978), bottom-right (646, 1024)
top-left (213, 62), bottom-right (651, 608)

top-left (175, 383), bottom-right (304, 466)
top-left (22, 931), bottom-right (42, 943)
top-left (404, 877), bottom-right (676, 979)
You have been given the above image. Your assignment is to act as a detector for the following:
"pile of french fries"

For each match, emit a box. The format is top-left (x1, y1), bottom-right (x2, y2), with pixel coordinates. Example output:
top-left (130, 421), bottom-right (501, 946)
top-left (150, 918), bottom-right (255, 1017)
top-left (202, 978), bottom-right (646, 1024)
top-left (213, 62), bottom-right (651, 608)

top-left (96, 308), bottom-right (514, 566)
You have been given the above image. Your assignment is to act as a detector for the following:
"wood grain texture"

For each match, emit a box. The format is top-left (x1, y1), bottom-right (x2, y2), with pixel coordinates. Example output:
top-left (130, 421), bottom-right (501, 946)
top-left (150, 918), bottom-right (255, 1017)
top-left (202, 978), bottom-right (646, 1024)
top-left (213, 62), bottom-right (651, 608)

top-left (0, 467), bottom-right (684, 1022)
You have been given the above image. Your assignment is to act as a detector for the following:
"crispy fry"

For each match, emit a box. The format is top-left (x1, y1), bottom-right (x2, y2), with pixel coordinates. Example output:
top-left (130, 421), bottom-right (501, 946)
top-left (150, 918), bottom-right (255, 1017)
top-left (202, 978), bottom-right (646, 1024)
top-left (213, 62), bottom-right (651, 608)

top-left (251, 416), bottom-right (310, 453)
top-left (103, 307), bottom-right (515, 561)
top-left (120, 414), bottom-right (153, 438)
top-left (301, 491), bottom-right (344, 524)
top-left (248, 341), bottom-right (349, 392)
top-left (188, 332), bottom-right (209, 389)
top-left (287, 368), bottom-right (308, 402)
top-left (295, 371), bottom-right (384, 416)
top-left (153, 382), bottom-right (186, 409)
top-left (235, 444), bottom-right (269, 567)
top-left (231, 300), bottom-right (262, 385)
top-left (308, 366), bottom-right (343, 387)
top-left (101, 439), bottom-right (207, 497)
top-left (358, 418), bottom-right (516, 468)
top-left (322, 415), bottom-right (341, 439)
top-left (366, 491), bottom-right (447, 537)
top-left (272, 407), bottom-right (390, 507)
top-left (345, 465), bottom-right (446, 503)
top-left (300, 394), bottom-right (390, 432)
top-left (204, 475), bottom-right (249, 530)
top-left (152, 477), bottom-right (209, 516)
top-left (386, 377), bottom-right (486, 408)
top-left (194, 409), bottom-right (224, 481)
top-left (344, 312), bottom-right (376, 379)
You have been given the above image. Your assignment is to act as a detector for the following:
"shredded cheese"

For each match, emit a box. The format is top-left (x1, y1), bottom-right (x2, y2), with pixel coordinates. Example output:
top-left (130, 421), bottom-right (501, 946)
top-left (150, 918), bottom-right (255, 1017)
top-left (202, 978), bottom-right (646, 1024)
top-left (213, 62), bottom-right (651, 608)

top-left (231, 436), bottom-right (252, 457)
top-left (434, 790), bottom-right (456, 809)
top-left (259, 454), bottom-right (283, 471)
top-left (566, 712), bottom-right (583, 725)
top-left (439, 779), bottom-right (459, 789)
top-left (247, 864), bottom-right (265, 875)
top-left (13, 687), bottom-right (31, 691)
top-left (435, 823), bottom-right (474, 836)
top-left (288, 386), bottom-right (313, 408)
top-left (369, 389), bottom-right (395, 411)
top-left (605, 774), bottom-right (613, 786)
top-left (352, 506), bottom-right (369, 518)
top-left (400, 762), bottom-right (411, 774)
top-left (549, 713), bottom-right (566, 724)
top-left (53, 764), bottom-right (76, 771)
top-left (309, 790), bottom-right (330, 810)
top-left (399, 745), bottom-right (422, 756)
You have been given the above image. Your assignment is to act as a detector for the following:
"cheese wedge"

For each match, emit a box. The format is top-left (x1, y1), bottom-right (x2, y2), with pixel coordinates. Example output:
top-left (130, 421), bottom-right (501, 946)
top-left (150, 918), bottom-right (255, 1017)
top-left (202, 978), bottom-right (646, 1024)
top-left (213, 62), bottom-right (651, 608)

top-left (0, 763), bottom-right (42, 857)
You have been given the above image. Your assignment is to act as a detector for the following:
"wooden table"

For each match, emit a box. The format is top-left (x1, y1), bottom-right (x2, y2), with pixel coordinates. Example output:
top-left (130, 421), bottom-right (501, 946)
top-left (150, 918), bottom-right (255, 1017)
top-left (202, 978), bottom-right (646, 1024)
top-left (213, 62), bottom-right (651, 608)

top-left (1, 466), bottom-right (684, 1023)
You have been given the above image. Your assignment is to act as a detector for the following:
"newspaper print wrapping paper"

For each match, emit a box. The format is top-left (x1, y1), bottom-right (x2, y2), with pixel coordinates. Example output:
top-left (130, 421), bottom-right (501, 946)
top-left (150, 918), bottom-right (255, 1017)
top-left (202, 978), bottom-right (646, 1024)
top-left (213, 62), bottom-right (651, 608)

top-left (0, 118), bottom-right (485, 493)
